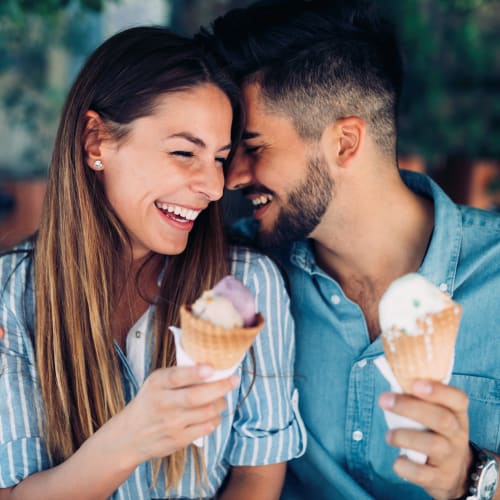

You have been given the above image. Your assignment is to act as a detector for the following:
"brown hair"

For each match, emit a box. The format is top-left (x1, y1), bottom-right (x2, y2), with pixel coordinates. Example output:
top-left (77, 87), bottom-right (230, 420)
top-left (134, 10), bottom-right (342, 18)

top-left (34, 26), bottom-right (242, 492)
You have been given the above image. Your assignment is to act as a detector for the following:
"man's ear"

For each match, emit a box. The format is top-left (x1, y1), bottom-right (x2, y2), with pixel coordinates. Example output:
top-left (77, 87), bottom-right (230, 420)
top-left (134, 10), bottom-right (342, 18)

top-left (320, 116), bottom-right (365, 167)
top-left (83, 110), bottom-right (106, 170)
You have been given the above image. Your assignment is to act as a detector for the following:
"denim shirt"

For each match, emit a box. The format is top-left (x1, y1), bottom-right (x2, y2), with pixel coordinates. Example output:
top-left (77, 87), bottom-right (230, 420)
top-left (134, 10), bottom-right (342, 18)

top-left (281, 170), bottom-right (500, 500)
top-left (0, 245), bottom-right (305, 499)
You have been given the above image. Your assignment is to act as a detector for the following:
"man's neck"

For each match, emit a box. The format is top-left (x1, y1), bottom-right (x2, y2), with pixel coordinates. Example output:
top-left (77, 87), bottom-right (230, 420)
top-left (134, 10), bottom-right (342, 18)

top-left (311, 178), bottom-right (434, 340)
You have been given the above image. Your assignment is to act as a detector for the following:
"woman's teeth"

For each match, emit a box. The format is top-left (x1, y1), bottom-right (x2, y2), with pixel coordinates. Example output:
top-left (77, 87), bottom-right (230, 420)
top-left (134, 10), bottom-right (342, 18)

top-left (155, 201), bottom-right (201, 221)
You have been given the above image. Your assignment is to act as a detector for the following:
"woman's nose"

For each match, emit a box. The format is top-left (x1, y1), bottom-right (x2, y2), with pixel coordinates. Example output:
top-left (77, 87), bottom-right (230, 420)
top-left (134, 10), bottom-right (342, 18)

top-left (192, 162), bottom-right (224, 201)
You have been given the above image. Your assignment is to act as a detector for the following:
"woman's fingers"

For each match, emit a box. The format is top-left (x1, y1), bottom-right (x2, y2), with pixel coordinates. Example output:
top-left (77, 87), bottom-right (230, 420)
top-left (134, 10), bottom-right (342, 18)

top-left (122, 366), bottom-right (240, 460)
top-left (172, 376), bottom-right (239, 409)
top-left (180, 397), bottom-right (228, 427)
top-left (151, 364), bottom-right (216, 389)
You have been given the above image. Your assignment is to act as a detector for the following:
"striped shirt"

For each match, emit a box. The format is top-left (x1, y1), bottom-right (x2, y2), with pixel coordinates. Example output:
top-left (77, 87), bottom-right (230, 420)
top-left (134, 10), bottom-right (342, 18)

top-left (0, 243), bottom-right (305, 499)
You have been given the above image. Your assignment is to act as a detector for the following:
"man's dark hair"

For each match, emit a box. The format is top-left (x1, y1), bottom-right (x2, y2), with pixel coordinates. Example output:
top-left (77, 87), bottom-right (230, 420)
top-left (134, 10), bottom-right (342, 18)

top-left (200, 0), bottom-right (403, 157)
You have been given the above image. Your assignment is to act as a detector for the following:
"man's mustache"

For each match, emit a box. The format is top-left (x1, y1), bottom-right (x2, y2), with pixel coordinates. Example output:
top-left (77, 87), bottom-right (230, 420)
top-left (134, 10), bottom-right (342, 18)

top-left (241, 185), bottom-right (274, 197)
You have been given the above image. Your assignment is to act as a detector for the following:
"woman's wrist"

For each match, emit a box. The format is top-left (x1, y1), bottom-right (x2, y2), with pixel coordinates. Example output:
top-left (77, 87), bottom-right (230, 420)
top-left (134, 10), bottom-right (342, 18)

top-left (87, 408), bottom-right (143, 474)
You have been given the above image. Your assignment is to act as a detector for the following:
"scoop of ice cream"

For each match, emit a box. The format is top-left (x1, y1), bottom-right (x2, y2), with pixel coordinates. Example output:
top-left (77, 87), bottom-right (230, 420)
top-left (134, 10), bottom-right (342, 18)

top-left (379, 273), bottom-right (452, 335)
top-left (212, 275), bottom-right (257, 327)
top-left (191, 291), bottom-right (243, 329)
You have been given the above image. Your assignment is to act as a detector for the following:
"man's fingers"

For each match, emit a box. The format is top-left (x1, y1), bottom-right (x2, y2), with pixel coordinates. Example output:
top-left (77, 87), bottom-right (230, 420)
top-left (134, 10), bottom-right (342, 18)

top-left (379, 384), bottom-right (469, 438)
top-left (412, 381), bottom-right (469, 435)
top-left (0, 327), bottom-right (4, 339)
top-left (412, 381), bottom-right (469, 416)
top-left (392, 455), bottom-right (438, 489)
top-left (387, 428), bottom-right (449, 463)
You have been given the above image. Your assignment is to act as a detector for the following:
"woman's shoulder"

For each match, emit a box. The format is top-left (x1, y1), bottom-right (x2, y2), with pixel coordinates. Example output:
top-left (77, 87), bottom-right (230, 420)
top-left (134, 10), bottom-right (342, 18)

top-left (228, 244), bottom-right (280, 277)
top-left (0, 241), bottom-right (35, 297)
top-left (228, 244), bottom-right (288, 294)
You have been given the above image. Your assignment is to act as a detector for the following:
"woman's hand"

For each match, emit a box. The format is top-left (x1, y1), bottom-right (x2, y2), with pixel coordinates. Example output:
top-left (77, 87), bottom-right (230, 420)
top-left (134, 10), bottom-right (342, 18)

top-left (108, 364), bottom-right (239, 467)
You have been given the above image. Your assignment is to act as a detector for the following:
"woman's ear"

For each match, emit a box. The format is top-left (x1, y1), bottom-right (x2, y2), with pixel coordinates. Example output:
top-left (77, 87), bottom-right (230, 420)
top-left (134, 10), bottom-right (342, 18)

top-left (83, 110), bottom-right (105, 171)
top-left (320, 116), bottom-right (365, 168)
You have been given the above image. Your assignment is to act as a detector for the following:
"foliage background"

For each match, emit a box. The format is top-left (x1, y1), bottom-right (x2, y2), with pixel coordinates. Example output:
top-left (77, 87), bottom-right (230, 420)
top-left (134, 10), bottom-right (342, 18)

top-left (0, 0), bottom-right (499, 180)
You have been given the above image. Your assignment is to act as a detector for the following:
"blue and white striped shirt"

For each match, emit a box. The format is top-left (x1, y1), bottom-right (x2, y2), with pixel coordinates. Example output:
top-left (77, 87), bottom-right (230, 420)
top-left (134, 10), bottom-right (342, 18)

top-left (0, 243), bottom-right (305, 498)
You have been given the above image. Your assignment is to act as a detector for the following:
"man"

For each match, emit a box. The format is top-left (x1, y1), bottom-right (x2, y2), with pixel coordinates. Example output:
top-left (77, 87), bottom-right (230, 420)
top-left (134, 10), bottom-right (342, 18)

top-left (202, 1), bottom-right (500, 499)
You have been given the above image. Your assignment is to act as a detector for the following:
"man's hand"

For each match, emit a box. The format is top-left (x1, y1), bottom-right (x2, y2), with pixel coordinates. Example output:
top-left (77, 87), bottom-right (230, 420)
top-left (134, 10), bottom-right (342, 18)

top-left (379, 380), bottom-right (472, 499)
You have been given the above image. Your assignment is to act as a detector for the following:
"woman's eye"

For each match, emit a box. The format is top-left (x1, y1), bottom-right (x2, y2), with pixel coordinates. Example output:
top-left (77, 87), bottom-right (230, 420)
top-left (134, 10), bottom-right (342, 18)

top-left (215, 157), bottom-right (227, 167)
top-left (170, 151), bottom-right (194, 159)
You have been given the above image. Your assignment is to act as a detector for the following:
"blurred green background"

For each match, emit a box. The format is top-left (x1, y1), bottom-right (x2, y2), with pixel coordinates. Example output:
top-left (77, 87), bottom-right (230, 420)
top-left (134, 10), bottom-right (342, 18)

top-left (0, 0), bottom-right (499, 246)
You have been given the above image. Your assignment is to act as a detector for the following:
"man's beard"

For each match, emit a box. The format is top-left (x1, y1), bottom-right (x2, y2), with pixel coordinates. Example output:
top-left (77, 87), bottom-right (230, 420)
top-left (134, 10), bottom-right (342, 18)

top-left (258, 154), bottom-right (333, 248)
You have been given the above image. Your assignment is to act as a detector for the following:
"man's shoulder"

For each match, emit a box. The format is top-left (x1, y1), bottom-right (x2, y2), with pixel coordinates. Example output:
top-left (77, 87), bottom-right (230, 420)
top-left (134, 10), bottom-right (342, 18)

top-left (457, 205), bottom-right (500, 261)
top-left (459, 204), bottom-right (500, 235)
top-left (454, 206), bottom-right (500, 295)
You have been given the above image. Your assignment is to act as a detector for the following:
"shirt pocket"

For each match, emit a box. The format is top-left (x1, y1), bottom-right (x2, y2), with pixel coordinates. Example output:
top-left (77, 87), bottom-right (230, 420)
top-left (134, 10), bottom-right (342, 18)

top-left (451, 374), bottom-right (500, 453)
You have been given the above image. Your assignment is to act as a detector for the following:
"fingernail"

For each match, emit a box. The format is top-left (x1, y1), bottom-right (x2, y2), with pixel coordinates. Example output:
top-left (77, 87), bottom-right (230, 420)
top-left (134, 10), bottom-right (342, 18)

top-left (413, 380), bottom-right (432, 395)
top-left (379, 392), bottom-right (396, 409)
top-left (229, 375), bottom-right (240, 388)
top-left (198, 365), bottom-right (214, 378)
top-left (386, 430), bottom-right (393, 444)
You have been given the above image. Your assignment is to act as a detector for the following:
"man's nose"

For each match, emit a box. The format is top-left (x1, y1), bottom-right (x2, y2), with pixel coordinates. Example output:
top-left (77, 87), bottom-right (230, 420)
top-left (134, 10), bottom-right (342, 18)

top-left (226, 148), bottom-right (253, 190)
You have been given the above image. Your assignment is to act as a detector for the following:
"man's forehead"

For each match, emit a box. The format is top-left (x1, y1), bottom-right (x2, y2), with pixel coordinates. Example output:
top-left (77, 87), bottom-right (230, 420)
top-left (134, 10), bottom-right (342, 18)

top-left (241, 82), bottom-right (295, 140)
top-left (242, 82), bottom-right (266, 118)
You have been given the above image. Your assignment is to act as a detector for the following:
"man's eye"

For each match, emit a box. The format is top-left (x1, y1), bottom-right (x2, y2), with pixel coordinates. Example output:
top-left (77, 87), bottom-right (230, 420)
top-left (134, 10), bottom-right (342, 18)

top-left (244, 145), bottom-right (262, 155)
top-left (215, 157), bottom-right (227, 167)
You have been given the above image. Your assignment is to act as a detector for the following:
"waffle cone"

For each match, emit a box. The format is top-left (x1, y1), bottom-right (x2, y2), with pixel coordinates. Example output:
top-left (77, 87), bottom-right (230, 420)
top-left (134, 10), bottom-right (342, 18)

top-left (179, 305), bottom-right (265, 370)
top-left (381, 304), bottom-right (462, 393)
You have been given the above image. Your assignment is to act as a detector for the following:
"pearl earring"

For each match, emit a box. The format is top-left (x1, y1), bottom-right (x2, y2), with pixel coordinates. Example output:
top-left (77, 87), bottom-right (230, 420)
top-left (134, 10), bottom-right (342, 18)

top-left (94, 159), bottom-right (103, 169)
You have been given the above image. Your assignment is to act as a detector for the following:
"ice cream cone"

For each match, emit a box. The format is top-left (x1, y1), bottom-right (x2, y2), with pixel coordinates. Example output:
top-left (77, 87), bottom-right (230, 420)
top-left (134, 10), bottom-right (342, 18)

top-left (179, 304), bottom-right (265, 370)
top-left (381, 304), bottom-right (462, 393)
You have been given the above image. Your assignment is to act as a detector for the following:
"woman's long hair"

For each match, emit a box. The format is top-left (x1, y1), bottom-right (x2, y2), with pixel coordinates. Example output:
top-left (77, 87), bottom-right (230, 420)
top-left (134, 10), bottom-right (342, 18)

top-left (34, 26), bottom-right (243, 491)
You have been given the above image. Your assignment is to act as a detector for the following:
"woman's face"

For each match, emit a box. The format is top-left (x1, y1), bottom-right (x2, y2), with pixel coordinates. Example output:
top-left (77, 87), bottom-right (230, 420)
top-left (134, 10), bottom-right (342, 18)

top-left (99, 83), bottom-right (233, 259)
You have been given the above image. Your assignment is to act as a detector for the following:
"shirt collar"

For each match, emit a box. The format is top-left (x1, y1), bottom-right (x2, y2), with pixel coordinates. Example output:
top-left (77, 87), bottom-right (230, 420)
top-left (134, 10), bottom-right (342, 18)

top-left (290, 170), bottom-right (463, 297)
top-left (401, 170), bottom-right (462, 297)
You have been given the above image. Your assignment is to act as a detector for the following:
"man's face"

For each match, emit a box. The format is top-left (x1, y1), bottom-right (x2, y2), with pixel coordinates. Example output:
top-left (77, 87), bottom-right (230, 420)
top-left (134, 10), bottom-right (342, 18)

top-left (227, 82), bottom-right (332, 247)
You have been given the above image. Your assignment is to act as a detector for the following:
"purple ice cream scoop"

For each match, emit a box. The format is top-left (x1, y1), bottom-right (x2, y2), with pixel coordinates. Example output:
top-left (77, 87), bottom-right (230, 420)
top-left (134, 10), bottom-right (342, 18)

top-left (212, 275), bottom-right (257, 326)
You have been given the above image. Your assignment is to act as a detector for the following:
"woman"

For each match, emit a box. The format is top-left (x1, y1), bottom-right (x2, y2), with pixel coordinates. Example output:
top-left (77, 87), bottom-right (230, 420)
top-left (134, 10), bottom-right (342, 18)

top-left (0, 27), bottom-right (304, 499)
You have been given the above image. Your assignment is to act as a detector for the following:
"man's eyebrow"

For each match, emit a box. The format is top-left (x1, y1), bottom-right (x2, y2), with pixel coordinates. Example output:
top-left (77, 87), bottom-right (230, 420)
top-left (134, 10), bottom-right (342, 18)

top-left (165, 132), bottom-right (231, 152)
top-left (242, 131), bottom-right (261, 140)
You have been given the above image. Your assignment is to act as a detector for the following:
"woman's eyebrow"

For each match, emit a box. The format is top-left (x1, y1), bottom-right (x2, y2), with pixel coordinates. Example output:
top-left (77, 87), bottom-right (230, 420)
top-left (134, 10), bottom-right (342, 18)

top-left (165, 132), bottom-right (231, 152)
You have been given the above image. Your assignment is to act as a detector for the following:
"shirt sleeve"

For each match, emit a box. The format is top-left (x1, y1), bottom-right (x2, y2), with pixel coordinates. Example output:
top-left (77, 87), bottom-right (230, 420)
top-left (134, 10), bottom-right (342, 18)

top-left (226, 248), bottom-right (306, 466)
top-left (0, 263), bottom-right (51, 487)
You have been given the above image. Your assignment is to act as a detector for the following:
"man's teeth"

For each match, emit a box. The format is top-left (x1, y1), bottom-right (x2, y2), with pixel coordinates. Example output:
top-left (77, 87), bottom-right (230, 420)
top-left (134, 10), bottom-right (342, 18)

top-left (155, 202), bottom-right (201, 221)
top-left (251, 194), bottom-right (273, 208)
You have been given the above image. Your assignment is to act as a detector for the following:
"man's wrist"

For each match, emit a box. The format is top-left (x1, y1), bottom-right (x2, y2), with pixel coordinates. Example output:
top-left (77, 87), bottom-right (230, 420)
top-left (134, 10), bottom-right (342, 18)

top-left (450, 443), bottom-right (476, 499)
top-left (453, 442), bottom-right (499, 500)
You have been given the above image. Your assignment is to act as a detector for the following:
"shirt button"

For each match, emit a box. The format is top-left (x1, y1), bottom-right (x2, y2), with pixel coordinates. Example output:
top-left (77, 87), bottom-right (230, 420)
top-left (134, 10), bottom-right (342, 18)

top-left (439, 283), bottom-right (448, 292)
top-left (352, 430), bottom-right (363, 442)
top-left (330, 294), bottom-right (341, 305)
top-left (135, 330), bottom-right (142, 339)
top-left (357, 359), bottom-right (367, 368)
